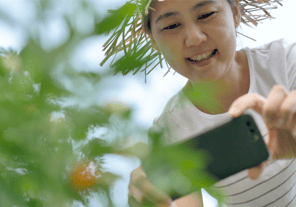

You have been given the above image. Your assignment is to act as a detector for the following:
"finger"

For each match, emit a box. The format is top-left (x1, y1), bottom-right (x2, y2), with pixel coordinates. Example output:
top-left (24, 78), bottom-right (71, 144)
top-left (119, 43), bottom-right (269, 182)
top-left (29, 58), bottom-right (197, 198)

top-left (265, 126), bottom-right (282, 160)
top-left (128, 196), bottom-right (141, 207)
top-left (229, 93), bottom-right (265, 118)
top-left (128, 184), bottom-right (144, 203)
top-left (290, 111), bottom-right (296, 138)
top-left (130, 166), bottom-right (147, 184)
top-left (248, 163), bottom-right (264, 180)
top-left (262, 160), bottom-right (269, 167)
top-left (134, 178), bottom-right (172, 204)
top-left (130, 166), bottom-right (172, 205)
top-left (279, 90), bottom-right (296, 130)
top-left (141, 198), bottom-right (157, 207)
top-left (292, 124), bottom-right (296, 138)
top-left (129, 167), bottom-right (147, 204)
top-left (263, 85), bottom-right (288, 127)
top-left (275, 129), bottom-right (296, 159)
top-left (266, 126), bottom-right (273, 148)
top-left (128, 182), bottom-right (170, 206)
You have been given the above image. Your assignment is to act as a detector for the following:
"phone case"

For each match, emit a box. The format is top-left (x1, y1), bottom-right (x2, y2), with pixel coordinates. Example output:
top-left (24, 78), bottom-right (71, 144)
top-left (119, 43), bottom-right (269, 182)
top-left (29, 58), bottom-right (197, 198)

top-left (183, 114), bottom-right (269, 180)
top-left (142, 114), bottom-right (269, 197)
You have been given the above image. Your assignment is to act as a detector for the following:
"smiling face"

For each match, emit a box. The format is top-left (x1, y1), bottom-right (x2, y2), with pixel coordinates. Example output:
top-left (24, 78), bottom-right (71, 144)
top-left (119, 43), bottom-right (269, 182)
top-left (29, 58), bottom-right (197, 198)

top-left (149, 0), bottom-right (241, 82)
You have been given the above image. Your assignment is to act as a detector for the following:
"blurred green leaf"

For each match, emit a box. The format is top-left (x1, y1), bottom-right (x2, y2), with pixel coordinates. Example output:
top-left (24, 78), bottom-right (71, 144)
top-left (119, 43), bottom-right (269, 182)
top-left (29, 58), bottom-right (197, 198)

top-left (65, 106), bottom-right (109, 140)
top-left (95, 2), bottom-right (137, 34)
top-left (80, 139), bottom-right (113, 159)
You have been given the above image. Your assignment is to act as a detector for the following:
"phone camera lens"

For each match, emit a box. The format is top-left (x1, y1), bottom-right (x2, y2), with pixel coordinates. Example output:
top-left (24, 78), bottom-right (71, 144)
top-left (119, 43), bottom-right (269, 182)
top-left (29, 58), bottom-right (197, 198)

top-left (246, 121), bottom-right (251, 127)
top-left (250, 129), bottom-right (255, 134)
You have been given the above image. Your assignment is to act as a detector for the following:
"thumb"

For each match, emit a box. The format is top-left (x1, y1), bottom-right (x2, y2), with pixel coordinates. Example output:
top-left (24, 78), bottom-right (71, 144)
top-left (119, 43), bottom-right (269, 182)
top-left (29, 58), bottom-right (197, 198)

top-left (248, 162), bottom-right (265, 180)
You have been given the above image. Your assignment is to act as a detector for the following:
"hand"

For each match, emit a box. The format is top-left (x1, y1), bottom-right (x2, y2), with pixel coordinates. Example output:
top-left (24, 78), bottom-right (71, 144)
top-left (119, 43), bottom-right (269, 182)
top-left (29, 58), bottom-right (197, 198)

top-left (128, 166), bottom-right (173, 207)
top-left (228, 85), bottom-right (296, 179)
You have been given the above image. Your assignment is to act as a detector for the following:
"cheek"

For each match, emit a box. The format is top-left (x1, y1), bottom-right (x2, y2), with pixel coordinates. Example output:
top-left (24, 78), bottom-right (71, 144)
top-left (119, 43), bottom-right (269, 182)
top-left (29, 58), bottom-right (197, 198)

top-left (209, 21), bottom-right (236, 57)
top-left (156, 38), bottom-right (182, 64)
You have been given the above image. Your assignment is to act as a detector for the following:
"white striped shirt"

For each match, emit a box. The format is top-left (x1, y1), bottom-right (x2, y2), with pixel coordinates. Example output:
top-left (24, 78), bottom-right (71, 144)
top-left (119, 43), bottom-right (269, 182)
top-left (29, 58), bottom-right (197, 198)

top-left (210, 125), bottom-right (296, 206)
top-left (150, 38), bottom-right (296, 206)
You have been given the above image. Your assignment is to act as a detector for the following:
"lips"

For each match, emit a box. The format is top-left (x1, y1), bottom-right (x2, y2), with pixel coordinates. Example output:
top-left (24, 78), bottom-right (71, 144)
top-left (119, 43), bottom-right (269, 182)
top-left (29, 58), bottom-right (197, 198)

top-left (186, 49), bottom-right (217, 62)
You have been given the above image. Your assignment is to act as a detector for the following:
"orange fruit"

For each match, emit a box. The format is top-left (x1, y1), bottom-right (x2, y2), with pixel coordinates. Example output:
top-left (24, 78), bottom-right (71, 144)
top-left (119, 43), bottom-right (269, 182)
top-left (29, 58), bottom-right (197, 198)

top-left (69, 161), bottom-right (99, 191)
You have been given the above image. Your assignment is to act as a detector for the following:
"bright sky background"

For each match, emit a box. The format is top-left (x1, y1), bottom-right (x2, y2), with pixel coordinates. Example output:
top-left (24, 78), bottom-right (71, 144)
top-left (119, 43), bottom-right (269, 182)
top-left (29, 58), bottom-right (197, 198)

top-left (0, 0), bottom-right (296, 206)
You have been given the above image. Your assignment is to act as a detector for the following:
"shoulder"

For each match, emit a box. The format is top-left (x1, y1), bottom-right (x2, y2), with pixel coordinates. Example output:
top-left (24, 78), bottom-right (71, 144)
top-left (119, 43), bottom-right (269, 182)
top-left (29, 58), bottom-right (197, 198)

top-left (244, 38), bottom-right (296, 73)
top-left (247, 38), bottom-right (296, 55)
top-left (148, 89), bottom-right (190, 142)
top-left (150, 90), bottom-right (186, 126)
top-left (245, 38), bottom-right (296, 92)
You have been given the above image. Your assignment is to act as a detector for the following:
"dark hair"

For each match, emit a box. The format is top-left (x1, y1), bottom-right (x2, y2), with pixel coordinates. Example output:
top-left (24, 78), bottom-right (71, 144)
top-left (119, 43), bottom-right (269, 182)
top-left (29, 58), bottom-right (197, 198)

top-left (143, 0), bottom-right (237, 34)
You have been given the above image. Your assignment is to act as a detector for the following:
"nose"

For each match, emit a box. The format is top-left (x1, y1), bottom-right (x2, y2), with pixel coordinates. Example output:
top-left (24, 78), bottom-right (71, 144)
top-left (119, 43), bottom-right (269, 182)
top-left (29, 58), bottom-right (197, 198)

top-left (185, 25), bottom-right (207, 47)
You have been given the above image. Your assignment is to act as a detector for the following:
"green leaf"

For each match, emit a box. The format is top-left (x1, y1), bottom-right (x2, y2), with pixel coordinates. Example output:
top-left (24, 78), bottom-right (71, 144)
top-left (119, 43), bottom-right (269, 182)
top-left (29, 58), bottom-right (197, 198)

top-left (65, 106), bottom-right (109, 140)
top-left (80, 139), bottom-right (113, 159)
top-left (95, 2), bottom-right (137, 34)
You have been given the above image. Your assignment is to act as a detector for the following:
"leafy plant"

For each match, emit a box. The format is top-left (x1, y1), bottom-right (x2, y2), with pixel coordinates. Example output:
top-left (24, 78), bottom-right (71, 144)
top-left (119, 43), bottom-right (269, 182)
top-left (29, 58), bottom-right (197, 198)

top-left (0, 1), bottom-right (142, 206)
top-left (0, 0), bottom-right (254, 206)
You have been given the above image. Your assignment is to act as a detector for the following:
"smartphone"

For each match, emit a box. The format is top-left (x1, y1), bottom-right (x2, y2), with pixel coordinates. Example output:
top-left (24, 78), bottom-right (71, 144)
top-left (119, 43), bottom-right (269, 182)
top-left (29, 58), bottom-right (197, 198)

top-left (141, 114), bottom-right (269, 198)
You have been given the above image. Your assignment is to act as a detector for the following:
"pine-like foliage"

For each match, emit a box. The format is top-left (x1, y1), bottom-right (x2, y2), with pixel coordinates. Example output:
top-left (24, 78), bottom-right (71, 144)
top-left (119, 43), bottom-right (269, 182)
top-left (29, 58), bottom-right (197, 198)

top-left (99, 0), bottom-right (165, 82)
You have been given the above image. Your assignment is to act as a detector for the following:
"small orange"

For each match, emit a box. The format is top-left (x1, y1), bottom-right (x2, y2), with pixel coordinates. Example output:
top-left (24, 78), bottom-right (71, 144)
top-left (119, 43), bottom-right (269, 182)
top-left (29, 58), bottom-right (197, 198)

top-left (69, 161), bottom-right (100, 191)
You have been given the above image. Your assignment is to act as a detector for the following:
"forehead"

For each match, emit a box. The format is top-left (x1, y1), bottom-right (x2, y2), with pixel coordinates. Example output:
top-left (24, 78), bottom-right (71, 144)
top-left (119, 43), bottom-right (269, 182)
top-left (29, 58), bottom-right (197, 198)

top-left (151, 0), bottom-right (223, 12)
top-left (150, 0), bottom-right (224, 20)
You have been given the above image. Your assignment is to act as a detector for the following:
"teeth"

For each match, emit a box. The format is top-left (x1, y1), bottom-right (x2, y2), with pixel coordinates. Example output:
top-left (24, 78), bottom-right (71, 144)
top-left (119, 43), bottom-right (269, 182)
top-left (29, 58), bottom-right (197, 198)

top-left (190, 50), bottom-right (213, 61)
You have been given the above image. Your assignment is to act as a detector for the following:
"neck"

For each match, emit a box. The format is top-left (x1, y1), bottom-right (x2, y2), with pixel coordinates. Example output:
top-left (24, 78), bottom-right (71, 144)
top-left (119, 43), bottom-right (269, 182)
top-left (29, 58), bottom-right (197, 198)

top-left (183, 50), bottom-right (249, 115)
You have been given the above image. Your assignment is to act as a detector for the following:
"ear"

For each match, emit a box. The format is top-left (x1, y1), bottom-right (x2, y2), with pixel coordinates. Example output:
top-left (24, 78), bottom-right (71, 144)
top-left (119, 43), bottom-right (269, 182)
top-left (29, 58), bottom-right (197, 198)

top-left (232, 0), bottom-right (241, 29)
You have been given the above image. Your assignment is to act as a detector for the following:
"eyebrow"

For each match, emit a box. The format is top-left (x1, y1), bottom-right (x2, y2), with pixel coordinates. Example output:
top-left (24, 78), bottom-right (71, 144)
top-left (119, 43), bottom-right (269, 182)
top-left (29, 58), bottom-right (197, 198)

top-left (155, 0), bottom-right (218, 24)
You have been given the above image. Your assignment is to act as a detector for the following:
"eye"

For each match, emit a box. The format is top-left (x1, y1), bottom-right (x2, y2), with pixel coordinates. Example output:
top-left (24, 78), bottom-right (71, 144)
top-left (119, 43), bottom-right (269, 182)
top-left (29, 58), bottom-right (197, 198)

top-left (198, 12), bottom-right (216, 20)
top-left (162, 23), bottom-right (181, 31)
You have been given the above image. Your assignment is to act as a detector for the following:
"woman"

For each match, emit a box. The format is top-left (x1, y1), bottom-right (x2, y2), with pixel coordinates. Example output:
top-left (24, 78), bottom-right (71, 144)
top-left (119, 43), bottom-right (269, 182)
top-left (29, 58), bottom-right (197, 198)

top-left (103, 0), bottom-right (296, 206)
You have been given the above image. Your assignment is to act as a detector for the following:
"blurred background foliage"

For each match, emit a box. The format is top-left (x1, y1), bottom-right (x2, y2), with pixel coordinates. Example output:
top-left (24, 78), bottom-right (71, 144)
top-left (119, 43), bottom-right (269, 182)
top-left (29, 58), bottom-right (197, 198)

top-left (0, 0), bottom-right (219, 206)
top-left (0, 0), bottom-right (150, 206)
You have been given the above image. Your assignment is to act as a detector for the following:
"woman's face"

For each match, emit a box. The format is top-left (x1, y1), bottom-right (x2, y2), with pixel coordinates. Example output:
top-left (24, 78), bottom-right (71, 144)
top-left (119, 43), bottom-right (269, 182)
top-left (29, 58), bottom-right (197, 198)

top-left (150, 0), bottom-right (241, 81)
